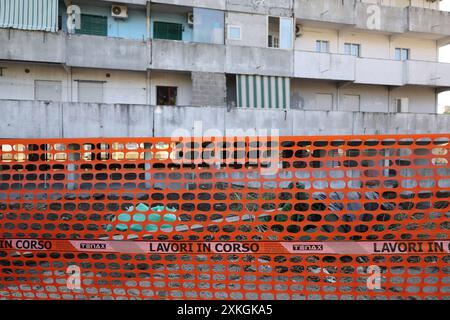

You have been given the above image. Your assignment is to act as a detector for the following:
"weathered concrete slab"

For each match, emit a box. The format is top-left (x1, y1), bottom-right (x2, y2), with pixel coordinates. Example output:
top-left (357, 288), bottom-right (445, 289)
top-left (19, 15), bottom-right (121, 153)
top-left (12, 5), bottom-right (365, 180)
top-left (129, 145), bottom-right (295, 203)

top-left (226, 46), bottom-right (294, 77)
top-left (62, 103), bottom-right (153, 137)
top-left (151, 0), bottom-right (226, 10)
top-left (153, 106), bottom-right (226, 137)
top-left (0, 29), bottom-right (65, 63)
top-left (152, 40), bottom-right (226, 73)
top-left (0, 100), bottom-right (63, 138)
top-left (66, 35), bottom-right (151, 71)
top-left (0, 100), bottom-right (448, 138)
top-left (225, 108), bottom-right (294, 136)
top-left (293, 111), bottom-right (353, 136)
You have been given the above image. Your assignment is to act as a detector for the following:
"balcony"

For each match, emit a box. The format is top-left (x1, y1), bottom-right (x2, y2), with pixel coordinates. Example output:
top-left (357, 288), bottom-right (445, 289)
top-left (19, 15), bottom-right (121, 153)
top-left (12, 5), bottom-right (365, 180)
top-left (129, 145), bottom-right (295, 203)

top-left (404, 60), bottom-right (450, 87)
top-left (66, 34), bottom-right (151, 71)
top-left (226, 46), bottom-right (293, 77)
top-left (295, 0), bottom-right (450, 38)
top-left (294, 51), bottom-right (450, 87)
top-left (407, 7), bottom-right (450, 40)
top-left (150, 0), bottom-right (225, 10)
top-left (227, 0), bottom-right (293, 16)
top-left (355, 57), bottom-right (403, 86)
top-left (151, 39), bottom-right (226, 73)
top-left (294, 0), bottom-right (355, 26)
top-left (0, 29), bottom-right (65, 63)
top-left (0, 29), bottom-right (151, 71)
top-left (294, 51), bottom-right (355, 81)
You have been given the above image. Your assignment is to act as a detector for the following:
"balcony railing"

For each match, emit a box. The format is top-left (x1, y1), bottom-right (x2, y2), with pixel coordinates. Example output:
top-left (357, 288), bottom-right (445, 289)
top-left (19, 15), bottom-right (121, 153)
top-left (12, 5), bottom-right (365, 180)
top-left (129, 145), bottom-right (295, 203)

top-left (294, 50), bottom-right (450, 87)
top-left (404, 60), bottom-right (450, 87)
top-left (295, 0), bottom-right (450, 37)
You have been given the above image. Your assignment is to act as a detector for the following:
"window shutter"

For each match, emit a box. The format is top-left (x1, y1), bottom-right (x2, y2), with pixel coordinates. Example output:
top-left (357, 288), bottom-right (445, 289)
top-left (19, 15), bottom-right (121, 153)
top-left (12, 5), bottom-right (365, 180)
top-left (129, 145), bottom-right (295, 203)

top-left (76, 14), bottom-right (107, 36)
top-left (154, 22), bottom-right (182, 40)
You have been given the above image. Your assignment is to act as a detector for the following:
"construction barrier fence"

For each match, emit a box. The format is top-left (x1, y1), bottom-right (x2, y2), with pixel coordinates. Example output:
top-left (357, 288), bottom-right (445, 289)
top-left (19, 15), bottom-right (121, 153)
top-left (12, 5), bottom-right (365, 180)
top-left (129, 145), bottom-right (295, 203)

top-left (0, 134), bottom-right (448, 300)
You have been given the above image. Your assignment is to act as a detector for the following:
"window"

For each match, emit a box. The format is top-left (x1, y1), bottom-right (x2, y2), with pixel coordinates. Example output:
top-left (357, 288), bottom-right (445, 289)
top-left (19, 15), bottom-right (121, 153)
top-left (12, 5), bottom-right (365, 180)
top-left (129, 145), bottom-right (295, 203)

top-left (316, 40), bottom-right (329, 53)
top-left (268, 17), bottom-right (280, 48)
top-left (76, 14), bottom-right (107, 36)
top-left (157, 86), bottom-right (178, 106)
top-left (395, 98), bottom-right (409, 113)
top-left (344, 43), bottom-right (361, 57)
top-left (154, 21), bottom-right (183, 40)
top-left (78, 81), bottom-right (104, 103)
top-left (279, 18), bottom-right (293, 49)
top-left (35, 80), bottom-right (62, 102)
top-left (342, 94), bottom-right (360, 112)
top-left (193, 8), bottom-right (224, 44)
top-left (268, 17), bottom-right (293, 49)
top-left (227, 25), bottom-right (241, 40)
top-left (395, 48), bottom-right (410, 61)
top-left (315, 93), bottom-right (333, 110)
top-left (0, 67), bottom-right (4, 76)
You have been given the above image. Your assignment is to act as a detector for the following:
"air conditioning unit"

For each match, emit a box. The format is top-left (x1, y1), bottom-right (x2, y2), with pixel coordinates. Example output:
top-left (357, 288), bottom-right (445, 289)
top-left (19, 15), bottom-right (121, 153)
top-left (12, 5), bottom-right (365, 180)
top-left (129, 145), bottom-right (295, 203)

top-left (295, 24), bottom-right (303, 37)
top-left (112, 5), bottom-right (128, 19)
top-left (187, 12), bottom-right (194, 25)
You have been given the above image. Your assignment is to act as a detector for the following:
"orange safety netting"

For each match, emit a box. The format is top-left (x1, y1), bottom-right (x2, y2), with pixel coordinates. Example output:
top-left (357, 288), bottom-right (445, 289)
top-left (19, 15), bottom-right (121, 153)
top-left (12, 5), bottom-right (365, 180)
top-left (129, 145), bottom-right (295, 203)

top-left (0, 134), bottom-right (449, 300)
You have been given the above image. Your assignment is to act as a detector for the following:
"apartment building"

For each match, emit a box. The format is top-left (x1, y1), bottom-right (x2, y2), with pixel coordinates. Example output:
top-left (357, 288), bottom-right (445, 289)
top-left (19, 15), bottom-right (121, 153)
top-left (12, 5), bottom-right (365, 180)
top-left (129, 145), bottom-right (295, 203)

top-left (0, 0), bottom-right (450, 115)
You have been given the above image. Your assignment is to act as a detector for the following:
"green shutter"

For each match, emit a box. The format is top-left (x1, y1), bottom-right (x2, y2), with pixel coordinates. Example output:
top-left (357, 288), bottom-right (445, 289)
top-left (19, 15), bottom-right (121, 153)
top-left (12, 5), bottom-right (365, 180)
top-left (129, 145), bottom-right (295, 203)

top-left (236, 75), bottom-right (290, 109)
top-left (154, 21), bottom-right (182, 40)
top-left (0, 0), bottom-right (58, 32)
top-left (76, 14), bottom-right (107, 36)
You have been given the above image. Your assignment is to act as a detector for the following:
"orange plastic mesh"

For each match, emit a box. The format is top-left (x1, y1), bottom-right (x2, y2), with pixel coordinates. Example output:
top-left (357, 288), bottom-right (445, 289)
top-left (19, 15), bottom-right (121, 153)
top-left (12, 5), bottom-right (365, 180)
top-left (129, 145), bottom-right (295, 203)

top-left (0, 134), bottom-right (449, 300)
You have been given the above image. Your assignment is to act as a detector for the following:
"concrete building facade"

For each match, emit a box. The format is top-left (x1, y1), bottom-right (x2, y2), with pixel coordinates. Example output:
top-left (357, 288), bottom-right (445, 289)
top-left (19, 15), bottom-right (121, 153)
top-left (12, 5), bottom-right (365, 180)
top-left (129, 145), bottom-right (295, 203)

top-left (1, 0), bottom-right (450, 137)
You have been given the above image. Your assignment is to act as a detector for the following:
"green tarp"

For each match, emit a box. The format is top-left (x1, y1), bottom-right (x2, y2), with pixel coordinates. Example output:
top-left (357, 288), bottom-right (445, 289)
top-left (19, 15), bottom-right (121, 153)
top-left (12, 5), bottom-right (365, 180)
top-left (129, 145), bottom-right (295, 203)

top-left (0, 0), bottom-right (58, 32)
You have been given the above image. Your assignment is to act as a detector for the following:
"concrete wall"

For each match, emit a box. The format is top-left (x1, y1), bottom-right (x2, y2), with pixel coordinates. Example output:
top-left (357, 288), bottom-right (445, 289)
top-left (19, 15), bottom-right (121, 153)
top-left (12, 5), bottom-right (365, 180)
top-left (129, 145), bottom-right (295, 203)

top-left (0, 63), bottom-right (69, 101)
top-left (360, 0), bottom-right (439, 9)
top-left (191, 72), bottom-right (227, 106)
top-left (66, 34), bottom-right (151, 71)
top-left (94, 0), bottom-right (442, 11)
top-left (0, 29), bottom-right (151, 71)
top-left (0, 100), bottom-right (447, 138)
top-left (408, 7), bottom-right (450, 37)
top-left (226, 45), bottom-right (294, 77)
top-left (295, 0), bottom-right (355, 26)
top-left (391, 85), bottom-right (437, 113)
top-left (0, 29), bottom-right (65, 63)
top-left (151, 39), bottom-right (295, 77)
top-left (294, 51), bottom-right (355, 81)
top-left (353, 2), bottom-right (407, 34)
top-left (151, 39), bottom-right (226, 72)
top-left (405, 60), bottom-right (450, 87)
top-left (151, 0), bottom-right (226, 11)
top-left (71, 68), bottom-right (148, 104)
top-left (355, 57), bottom-right (403, 86)
top-left (226, 0), bottom-right (293, 16)
top-left (296, 0), bottom-right (449, 39)
top-left (225, 12), bottom-right (267, 48)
